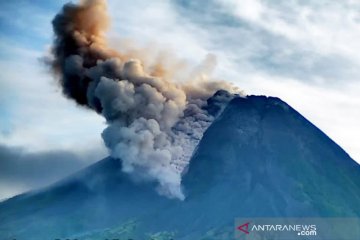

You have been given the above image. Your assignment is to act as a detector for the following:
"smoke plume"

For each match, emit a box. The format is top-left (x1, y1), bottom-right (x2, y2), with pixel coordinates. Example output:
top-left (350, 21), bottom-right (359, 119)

top-left (51, 0), bottom-right (238, 200)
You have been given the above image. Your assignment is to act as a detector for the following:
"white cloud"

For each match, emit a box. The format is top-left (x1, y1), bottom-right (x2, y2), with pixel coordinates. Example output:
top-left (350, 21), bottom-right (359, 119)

top-left (106, 0), bottom-right (210, 64)
top-left (217, 0), bottom-right (360, 63)
top-left (221, 0), bottom-right (264, 22)
top-left (105, 0), bottom-right (360, 162)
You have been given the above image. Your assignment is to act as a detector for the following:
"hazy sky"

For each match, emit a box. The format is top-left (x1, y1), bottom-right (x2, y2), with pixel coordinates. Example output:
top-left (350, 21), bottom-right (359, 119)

top-left (0, 0), bottom-right (360, 200)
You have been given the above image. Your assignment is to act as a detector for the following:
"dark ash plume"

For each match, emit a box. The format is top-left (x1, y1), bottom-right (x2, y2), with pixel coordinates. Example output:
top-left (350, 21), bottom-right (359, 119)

top-left (50, 0), bottom-right (239, 200)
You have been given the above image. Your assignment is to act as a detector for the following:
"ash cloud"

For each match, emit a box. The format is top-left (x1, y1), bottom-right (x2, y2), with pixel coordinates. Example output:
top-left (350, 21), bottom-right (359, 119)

top-left (50, 0), bottom-right (239, 200)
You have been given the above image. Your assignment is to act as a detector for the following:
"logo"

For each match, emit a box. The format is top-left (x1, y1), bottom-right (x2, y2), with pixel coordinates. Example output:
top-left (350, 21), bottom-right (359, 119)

top-left (235, 218), bottom-right (360, 240)
top-left (237, 222), bottom-right (250, 234)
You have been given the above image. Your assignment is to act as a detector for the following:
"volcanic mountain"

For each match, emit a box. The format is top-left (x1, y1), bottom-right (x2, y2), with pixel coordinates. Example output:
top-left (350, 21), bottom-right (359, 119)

top-left (0, 96), bottom-right (359, 239)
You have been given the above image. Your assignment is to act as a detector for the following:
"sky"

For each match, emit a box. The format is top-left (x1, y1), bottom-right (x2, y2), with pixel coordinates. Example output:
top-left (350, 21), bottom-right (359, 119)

top-left (0, 0), bottom-right (359, 200)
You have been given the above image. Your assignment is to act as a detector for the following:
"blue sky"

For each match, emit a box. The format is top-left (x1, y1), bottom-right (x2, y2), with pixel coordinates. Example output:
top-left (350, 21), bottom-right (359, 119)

top-left (1, 0), bottom-right (360, 199)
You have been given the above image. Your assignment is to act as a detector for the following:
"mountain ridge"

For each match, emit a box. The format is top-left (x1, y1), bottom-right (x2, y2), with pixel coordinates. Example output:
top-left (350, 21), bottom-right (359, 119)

top-left (0, 95), bottom-right (359, 239)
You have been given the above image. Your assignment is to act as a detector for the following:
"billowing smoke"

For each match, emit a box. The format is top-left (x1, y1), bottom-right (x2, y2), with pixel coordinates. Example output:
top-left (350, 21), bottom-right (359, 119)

top-left (50, 0), bottom-right (238, 200)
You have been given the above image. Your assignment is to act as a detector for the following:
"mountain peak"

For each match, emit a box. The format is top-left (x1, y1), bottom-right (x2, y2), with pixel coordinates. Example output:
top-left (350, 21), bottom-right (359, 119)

top-left (183, 95), bottom-right (359, 216)
top-left (1, 95), bottom-right (359, 239)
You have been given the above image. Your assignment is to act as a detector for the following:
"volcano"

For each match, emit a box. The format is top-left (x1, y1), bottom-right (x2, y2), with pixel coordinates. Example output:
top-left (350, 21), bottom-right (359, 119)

top-left (0, 96), bottom-right (359, 239)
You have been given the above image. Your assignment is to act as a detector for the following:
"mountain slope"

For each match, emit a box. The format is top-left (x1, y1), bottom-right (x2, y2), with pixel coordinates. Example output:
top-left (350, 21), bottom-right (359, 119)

top-left (183, 96), bottom-right (360, 217)
top-left (0, 95), bottom-right (359, 239)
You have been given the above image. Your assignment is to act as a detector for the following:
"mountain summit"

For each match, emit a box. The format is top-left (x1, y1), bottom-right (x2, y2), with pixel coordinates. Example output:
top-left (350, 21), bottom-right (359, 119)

top-left (0, 96), bottom-right (359, 239)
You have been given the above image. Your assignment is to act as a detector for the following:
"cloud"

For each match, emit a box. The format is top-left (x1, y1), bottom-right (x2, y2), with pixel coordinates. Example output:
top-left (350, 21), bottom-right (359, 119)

top-left (0, 144), bottom-right (103, 201)
top-left (169, 0), bottom-right (360, 161)
top-left (217, 0), bottom-right (360, 56)
top-left (163, 0), bottom-right (360, 84)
